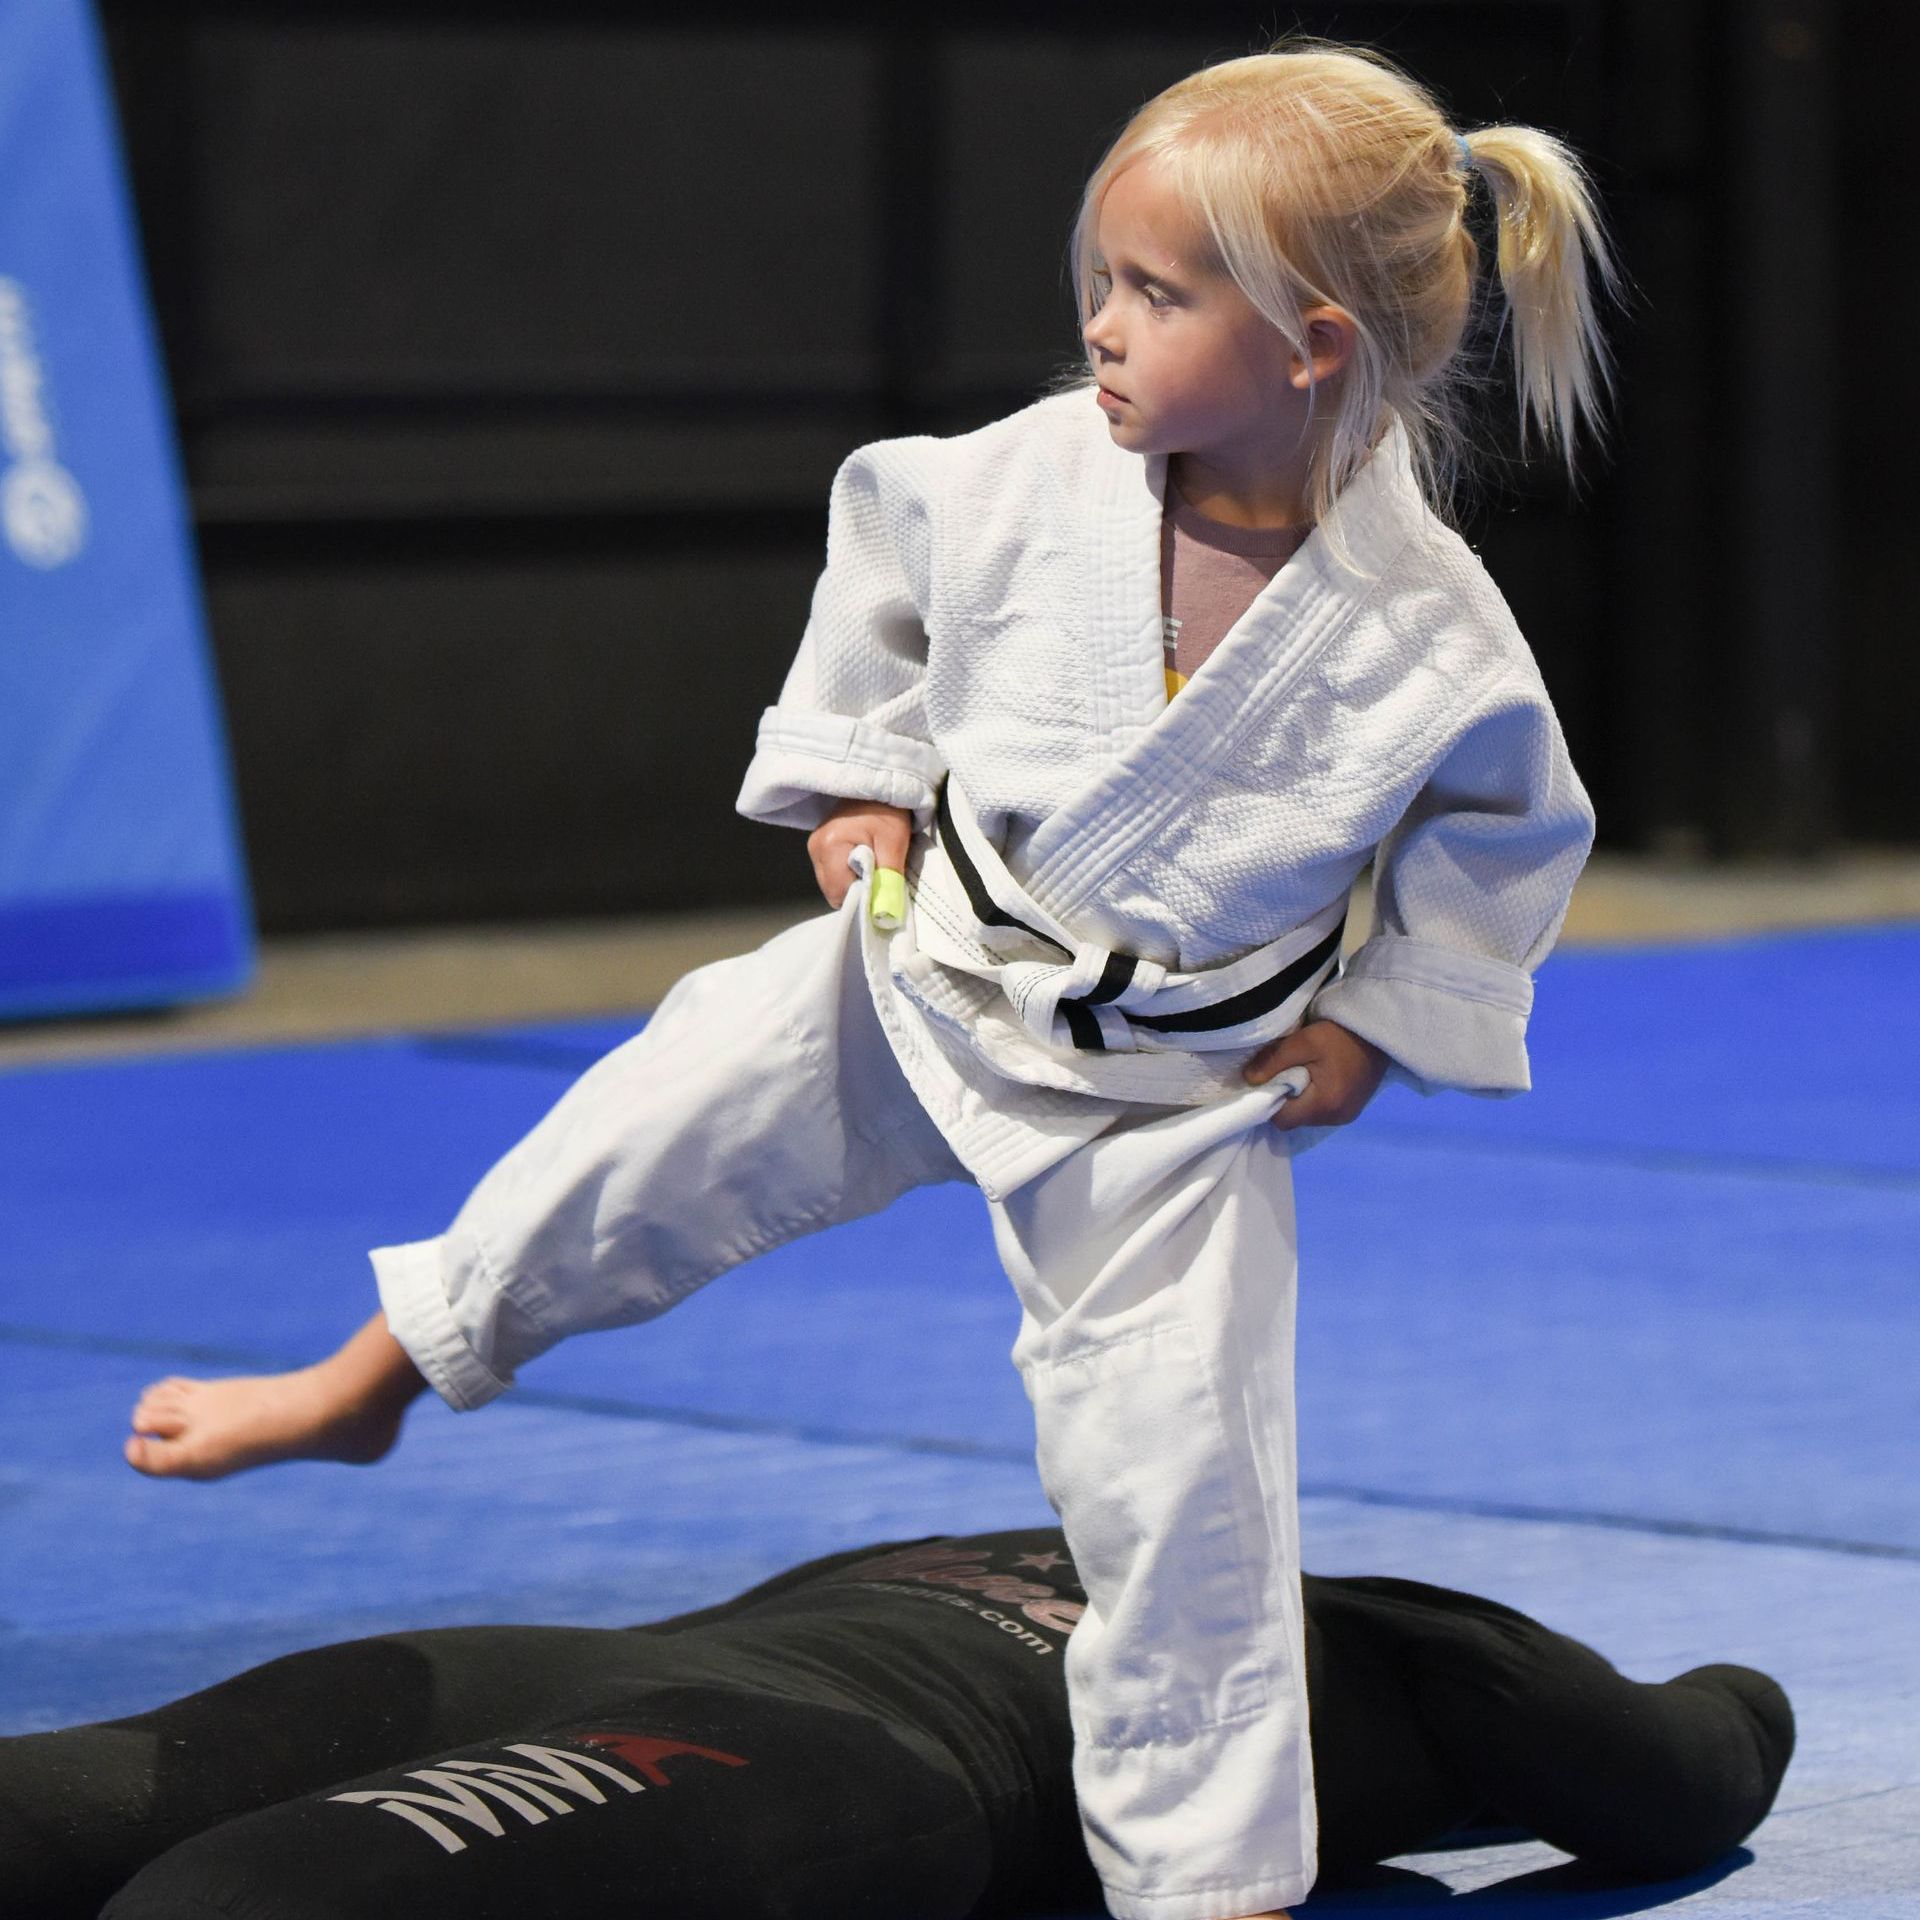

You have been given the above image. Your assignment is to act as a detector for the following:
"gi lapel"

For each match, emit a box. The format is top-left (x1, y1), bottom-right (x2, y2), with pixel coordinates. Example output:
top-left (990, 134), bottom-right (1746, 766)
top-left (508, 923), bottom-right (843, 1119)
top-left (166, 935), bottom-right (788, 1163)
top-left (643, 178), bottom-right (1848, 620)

top-left (1077, 422), bottom-right (1169, 774)
top-left (1022, 423), bottom-right (1428, 920)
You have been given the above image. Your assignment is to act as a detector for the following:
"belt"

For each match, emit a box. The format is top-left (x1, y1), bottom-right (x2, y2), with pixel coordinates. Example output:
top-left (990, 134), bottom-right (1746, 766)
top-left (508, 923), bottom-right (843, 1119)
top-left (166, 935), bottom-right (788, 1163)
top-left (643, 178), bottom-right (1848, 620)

top-left (908, 777), bottom-right (1345, 1058)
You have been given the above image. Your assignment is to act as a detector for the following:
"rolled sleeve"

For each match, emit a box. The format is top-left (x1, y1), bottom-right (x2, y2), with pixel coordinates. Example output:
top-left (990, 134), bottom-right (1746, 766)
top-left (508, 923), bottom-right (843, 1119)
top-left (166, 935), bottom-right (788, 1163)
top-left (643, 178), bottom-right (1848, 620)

top-left (1314, 684), bottom-right (1593, 1095)
top-left (735, 436), bottom-right (946, 835)
top-left (1310, 932), bottom-right (1534, 1093)
top-left (735, 705), bottom-right (946, 831)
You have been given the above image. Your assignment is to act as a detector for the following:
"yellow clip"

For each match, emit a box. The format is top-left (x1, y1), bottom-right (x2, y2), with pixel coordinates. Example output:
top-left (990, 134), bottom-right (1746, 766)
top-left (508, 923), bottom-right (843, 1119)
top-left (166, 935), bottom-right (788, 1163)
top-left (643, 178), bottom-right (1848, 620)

top-left (869, 867), bottom-right (908, 933)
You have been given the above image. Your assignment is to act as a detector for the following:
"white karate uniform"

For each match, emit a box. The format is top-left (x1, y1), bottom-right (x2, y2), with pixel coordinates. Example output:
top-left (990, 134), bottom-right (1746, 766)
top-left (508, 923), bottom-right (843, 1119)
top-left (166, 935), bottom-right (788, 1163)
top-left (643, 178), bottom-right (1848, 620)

top-left (374, 388), bottom-right (1592, 1920)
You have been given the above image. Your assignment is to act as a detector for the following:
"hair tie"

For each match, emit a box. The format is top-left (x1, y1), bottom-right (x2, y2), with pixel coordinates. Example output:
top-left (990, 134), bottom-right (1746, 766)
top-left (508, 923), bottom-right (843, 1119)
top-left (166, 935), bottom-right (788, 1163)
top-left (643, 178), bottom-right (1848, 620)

top-left (1454, 130), bottom-right (1475, 173)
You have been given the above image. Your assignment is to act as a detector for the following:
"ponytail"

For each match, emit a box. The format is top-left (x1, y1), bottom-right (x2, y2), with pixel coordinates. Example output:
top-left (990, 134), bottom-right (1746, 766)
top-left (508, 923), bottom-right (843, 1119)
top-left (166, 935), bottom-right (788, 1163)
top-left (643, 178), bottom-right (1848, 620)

top-left (1462, 124), bottom-right (1622, 477)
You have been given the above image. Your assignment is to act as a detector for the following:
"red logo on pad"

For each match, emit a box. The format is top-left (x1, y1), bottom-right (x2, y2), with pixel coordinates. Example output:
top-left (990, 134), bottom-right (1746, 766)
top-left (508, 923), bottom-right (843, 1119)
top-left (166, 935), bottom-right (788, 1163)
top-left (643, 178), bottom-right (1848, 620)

top-left (573, 1732), bottom-right (750, 1785)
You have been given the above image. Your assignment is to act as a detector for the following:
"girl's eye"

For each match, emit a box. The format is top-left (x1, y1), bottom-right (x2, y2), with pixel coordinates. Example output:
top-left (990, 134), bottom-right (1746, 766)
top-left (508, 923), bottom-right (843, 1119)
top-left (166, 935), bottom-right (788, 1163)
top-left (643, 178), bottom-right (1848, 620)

top-left (1088, 267), bottom-right (1173, 315)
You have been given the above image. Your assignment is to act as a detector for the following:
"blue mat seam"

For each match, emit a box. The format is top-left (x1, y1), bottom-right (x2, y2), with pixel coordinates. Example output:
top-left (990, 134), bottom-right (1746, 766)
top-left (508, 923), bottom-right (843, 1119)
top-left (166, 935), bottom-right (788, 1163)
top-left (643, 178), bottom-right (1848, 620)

top-left (24, 1320), bottom-right (1917, 1566)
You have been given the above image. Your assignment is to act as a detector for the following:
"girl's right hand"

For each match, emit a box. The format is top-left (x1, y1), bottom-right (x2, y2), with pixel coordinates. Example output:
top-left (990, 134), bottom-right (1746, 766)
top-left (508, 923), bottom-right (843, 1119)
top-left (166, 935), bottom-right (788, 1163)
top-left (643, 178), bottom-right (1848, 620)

top-left (807, 799), bottom-right (913, 909)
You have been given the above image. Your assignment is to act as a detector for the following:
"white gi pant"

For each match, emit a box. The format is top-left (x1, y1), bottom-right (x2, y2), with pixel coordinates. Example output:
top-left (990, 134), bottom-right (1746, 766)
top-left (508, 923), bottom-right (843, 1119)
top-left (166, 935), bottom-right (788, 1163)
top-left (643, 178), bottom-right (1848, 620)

top-left (374, 893), bottom-right (1315, 1920)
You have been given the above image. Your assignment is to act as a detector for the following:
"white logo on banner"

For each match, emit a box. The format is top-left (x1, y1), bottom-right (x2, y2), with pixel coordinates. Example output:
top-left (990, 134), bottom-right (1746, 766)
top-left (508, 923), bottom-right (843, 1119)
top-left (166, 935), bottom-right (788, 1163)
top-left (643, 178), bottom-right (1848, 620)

top-left (0, 277), bottom-right (88, 568)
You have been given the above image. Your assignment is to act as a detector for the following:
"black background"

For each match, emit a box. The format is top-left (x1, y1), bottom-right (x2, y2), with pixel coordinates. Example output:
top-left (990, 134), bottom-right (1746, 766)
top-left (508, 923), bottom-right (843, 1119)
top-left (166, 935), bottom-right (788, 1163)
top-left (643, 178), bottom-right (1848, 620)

top-left (97, 1), bottom-right (1904, 933)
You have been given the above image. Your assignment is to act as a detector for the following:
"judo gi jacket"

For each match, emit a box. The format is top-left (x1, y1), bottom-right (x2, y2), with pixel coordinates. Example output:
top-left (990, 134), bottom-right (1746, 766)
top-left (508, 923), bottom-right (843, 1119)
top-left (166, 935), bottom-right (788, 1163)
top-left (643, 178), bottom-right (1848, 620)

top-left (736, 386), bottom-right (1595, 1197)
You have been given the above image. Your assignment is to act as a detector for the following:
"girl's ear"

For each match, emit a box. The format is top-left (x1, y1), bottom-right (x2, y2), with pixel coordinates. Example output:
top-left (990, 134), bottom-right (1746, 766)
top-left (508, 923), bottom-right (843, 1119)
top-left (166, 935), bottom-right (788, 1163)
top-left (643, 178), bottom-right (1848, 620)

top-left (1289, 307), bottom-right (1359, 389)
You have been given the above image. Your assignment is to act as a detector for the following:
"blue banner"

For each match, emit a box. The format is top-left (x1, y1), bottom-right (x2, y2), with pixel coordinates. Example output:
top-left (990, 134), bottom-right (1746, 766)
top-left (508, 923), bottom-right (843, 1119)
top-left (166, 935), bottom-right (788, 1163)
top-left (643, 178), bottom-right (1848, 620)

top-left (0, 1), bottom-right (252, 1020)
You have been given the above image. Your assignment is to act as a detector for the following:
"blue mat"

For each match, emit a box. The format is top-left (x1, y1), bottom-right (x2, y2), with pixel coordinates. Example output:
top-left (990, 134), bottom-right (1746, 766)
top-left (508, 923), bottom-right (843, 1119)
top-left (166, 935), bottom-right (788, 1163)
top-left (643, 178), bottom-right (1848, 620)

top-left (2, 921), bottom-right (1916, 1915)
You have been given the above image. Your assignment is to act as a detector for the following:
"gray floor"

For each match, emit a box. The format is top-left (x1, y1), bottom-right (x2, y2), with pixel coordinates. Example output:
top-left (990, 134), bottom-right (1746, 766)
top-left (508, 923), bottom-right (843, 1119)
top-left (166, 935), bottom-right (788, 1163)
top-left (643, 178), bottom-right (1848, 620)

top-left (5, 849), bottom-right (1920, 1070)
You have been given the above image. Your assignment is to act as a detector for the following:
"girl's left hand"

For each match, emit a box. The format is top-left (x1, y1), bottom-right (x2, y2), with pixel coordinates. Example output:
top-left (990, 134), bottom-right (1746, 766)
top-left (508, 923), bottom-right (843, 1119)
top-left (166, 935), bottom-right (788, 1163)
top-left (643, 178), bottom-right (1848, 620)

top-left (1244, 1019), bottom-right (1388, 1131)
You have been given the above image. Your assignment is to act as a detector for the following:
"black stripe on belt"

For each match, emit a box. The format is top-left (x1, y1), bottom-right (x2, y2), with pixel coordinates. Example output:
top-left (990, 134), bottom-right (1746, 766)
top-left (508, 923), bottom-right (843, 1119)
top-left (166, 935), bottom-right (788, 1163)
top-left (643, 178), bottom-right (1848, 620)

top-left (935, 780), bottom-right (1068, 956)
top-left (1129, 923), bottom-right (1346, 1035)
top-left (1062, 1003), bottom-right (1107, 1051)
top-left (1075, 949), bottom-right (1136, 1005)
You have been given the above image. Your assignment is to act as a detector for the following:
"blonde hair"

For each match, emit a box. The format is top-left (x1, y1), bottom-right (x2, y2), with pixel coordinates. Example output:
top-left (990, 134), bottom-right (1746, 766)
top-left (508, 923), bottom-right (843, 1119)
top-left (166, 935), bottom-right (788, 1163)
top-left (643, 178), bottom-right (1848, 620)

top-left (1067, 39), bottom-right (1622, 550)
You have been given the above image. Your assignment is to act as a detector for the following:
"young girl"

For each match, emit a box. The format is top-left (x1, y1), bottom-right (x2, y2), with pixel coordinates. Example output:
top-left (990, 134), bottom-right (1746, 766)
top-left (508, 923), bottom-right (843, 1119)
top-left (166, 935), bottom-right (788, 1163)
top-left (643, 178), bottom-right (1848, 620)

top-left (126, 40), bottom-right (1618, 1920)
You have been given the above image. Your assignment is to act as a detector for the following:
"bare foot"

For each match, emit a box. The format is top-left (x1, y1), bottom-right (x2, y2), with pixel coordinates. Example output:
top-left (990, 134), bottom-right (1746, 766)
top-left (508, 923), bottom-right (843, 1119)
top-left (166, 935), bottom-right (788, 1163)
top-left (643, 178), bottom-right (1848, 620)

top-left (126, 1366), bottom-right (405, 1480)
top-left (126, 1313), bottom-right (428, 1481)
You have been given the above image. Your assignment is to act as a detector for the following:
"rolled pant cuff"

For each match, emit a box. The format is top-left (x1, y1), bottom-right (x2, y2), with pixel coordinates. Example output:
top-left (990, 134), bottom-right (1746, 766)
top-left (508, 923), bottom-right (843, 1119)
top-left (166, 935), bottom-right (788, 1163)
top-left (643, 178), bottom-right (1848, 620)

top-left (1079, 1706), bottom-right (1315, 1920)
top-left (370, 1236), bottom-right (511, 1412)
top-left (1100, 1870), bottom-right (1312, 1920)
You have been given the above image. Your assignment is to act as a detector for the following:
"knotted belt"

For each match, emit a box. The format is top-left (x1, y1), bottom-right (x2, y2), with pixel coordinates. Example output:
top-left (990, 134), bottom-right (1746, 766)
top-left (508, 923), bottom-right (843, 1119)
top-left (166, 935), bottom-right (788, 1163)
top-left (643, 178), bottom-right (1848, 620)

top-left (906, 777), bottom-right (1346, 1058)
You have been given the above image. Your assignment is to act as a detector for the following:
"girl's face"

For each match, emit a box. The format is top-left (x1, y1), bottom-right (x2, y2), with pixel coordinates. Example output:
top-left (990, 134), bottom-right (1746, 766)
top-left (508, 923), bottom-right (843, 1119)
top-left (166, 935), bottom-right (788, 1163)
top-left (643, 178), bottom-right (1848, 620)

top-left (1082, 158), bottom-right (1342, 497)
